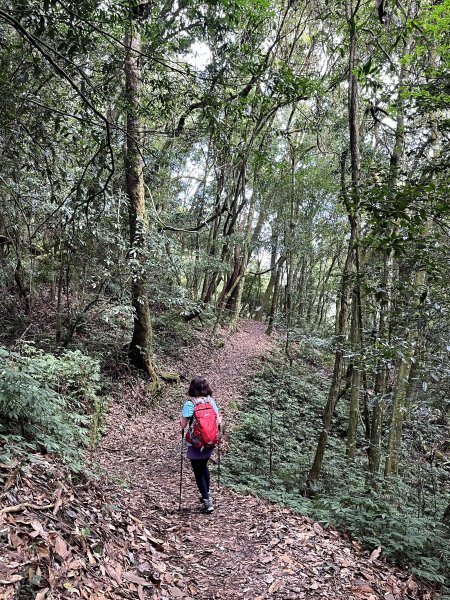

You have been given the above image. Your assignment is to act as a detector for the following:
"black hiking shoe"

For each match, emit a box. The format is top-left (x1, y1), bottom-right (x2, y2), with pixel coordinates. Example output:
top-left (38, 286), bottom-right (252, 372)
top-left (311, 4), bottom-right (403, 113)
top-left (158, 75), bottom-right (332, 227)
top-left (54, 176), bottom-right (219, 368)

top-left (199, 494), bottom-right (212, 503)
top-left (202, 498), bottom-right (214, 513)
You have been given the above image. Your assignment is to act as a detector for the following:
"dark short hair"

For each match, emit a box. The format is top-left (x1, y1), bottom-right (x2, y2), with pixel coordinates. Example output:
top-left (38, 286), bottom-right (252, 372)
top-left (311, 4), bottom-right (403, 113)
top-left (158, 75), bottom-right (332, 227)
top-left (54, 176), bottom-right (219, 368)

top-left (188, 376), bottom-right (213, 397)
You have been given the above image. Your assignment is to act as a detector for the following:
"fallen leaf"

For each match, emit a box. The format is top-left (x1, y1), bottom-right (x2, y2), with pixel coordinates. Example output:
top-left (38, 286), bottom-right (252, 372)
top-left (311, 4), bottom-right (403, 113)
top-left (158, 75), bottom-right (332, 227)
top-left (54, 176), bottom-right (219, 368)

top-left (279, 553), bottom-right (293, 564)
top-left (29, 520), bottom-right (45, 538)
top-left (407, 578), bottom-right (418, 590)
top-left (9, 531), bottom-right (24, 547)
top-left (35, 588), bottom-right (49, 600)
top-left (105, 564), bottom-right (122, 585)
top-left (68, 588), bottom-right (80, 596)
top-left (137, 561), bottom-right (152, 574)
top-left (268, 580), bottom-right (283, 594)
top-left (86, 548), bottom-right (96, 565)
top-left (259, 555), bottom-right (274, 564)
top-left (53, 493), bottom-right (63, 516)
top-left (0, 575), bottom-right (23, 584)
top-left (35, 546), bottom-right (49, 559)
top-left (351, 581), bottom-right (375, 594)
top-left (4, 468), bottom-right (19, 491)
top-left (51, 534), bottom-right (70, 559)
top-left (168, 586), bottom-right (184, 598)
top-left (370, 546), bottom-right (382, 561)
top-left (341, 558), bottom-right (352, 567)
top-left (143, 531), bottom-right (165, 551)
top-left (313, 522), bottom-right (324, 535)
top-left (123, 573), bottom-right (151, 587)
top-left (47, 567), bottom-right (57, 589)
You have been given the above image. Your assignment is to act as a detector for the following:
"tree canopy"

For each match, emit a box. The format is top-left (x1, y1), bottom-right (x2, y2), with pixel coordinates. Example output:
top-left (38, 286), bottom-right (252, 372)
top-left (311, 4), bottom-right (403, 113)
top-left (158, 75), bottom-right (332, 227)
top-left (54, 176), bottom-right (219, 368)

top-left (1, 0), bottom-right (449, 590)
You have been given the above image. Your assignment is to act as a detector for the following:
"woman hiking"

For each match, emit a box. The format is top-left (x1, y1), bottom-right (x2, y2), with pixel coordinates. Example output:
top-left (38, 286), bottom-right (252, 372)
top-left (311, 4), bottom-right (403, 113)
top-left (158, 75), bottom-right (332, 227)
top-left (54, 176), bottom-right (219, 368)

top-left (180, 376), bottom-right (221, 513)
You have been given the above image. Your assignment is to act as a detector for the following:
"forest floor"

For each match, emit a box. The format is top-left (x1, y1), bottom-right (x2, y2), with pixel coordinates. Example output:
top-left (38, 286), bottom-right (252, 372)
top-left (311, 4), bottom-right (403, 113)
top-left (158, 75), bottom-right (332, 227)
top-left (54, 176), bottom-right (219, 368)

top-left (0, 319), bottom-right (437, 599)
top-left (93, 320), bottom-right (434, 600)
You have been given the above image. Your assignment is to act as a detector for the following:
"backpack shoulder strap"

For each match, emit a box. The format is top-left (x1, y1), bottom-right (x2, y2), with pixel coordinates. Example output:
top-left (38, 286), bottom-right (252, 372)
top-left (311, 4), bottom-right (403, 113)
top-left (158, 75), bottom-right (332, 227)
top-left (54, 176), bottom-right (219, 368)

top-left (191, 396), bottom-right (210, 405)
top-left (186, 398), bottom-right (196, 425)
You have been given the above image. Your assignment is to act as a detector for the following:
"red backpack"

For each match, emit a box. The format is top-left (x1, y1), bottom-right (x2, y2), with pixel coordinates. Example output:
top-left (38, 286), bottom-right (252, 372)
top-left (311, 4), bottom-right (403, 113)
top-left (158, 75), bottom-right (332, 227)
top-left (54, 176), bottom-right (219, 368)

top-left (185, 397), bottom-right (220, 450)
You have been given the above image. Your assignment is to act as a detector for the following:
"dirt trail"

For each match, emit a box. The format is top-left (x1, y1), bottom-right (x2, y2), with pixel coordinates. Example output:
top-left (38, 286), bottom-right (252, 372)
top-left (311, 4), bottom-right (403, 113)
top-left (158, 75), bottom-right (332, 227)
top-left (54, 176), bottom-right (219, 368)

top-left (97, 320), bottom-right (271, 514)
top-left (96, 320), bottom-right (427, 600)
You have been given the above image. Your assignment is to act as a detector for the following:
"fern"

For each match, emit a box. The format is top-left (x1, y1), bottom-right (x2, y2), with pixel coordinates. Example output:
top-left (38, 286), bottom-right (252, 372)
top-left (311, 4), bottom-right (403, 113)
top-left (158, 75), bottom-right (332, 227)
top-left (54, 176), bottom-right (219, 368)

top-left (0, 345), bottom-right (104, 468)
top-left (223, 350), bottom-right (450, 587)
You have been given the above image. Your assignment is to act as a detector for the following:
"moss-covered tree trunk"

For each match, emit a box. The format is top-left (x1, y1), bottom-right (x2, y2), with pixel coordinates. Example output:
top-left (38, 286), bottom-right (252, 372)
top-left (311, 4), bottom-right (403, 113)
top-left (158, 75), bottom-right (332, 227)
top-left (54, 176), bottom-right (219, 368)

top-left (124, 27), bottom-right (159, 389)
top-left (384, 265), bottom-right (427, 476)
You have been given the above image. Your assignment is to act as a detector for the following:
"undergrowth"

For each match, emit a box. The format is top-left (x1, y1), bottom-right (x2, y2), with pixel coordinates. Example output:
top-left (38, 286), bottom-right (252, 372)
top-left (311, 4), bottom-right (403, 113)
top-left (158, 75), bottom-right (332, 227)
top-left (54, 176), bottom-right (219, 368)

top-left (0, 344), bottom-right (105, 473)
top-left (222, 337), bottom-right (450, 589)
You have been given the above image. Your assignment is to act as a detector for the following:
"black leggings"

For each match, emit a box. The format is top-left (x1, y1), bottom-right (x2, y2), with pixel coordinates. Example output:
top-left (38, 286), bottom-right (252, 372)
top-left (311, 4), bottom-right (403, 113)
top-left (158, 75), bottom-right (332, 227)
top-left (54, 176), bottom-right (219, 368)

top-left (190, 458), bottom-right (210, 499)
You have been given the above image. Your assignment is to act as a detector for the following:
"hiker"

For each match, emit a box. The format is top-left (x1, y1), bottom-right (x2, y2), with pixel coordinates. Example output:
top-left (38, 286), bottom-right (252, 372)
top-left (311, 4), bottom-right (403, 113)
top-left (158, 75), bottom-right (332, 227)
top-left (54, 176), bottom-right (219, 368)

top-left (180, 376), bottom-right (221, 513)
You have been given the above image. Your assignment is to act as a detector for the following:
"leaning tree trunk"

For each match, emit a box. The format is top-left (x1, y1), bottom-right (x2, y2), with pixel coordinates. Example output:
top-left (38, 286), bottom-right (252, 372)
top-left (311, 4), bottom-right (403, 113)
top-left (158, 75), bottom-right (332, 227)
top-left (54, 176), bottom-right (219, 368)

top-left (124, 27), bottom-right (159, 389)
top-left (309, 0), bottom-right (360, 480)
top-left (308, 234), bottom-right (354, 480)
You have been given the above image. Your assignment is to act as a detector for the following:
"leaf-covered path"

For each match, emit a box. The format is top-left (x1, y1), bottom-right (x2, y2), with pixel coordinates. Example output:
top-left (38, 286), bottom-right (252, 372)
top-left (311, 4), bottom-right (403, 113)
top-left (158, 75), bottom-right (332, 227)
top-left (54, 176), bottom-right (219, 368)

top-left (96, 321), bottom-right (430, 600)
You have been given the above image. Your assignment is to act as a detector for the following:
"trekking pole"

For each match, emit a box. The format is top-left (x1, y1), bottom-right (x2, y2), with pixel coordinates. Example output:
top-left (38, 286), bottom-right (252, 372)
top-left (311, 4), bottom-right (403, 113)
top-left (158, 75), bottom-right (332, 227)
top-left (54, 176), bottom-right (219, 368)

top-left (179, 428), bottom-right (185, 511)
top-left (217, 425), bottom-right (222, 490)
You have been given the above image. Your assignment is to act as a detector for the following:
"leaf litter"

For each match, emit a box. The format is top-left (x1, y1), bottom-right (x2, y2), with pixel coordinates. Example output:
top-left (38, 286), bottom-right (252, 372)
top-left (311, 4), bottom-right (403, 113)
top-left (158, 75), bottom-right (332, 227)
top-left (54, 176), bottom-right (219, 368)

top-left (0, 320), bottom-right (439, 599)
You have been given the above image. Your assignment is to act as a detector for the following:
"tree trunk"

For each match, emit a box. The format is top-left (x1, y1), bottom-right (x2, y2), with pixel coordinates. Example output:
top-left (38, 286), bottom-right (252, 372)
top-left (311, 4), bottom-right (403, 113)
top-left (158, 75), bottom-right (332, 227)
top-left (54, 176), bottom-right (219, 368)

top-left (346, 285), bottom-right (361, 458)
top-left (259, 230), bottom-right (278, 320)
top-left (367, 52), bottom-right (408, 476)
top-left (200, 214), bottom-right (221, 304)
top-left (315, 251), bottom-right (338, 327)
top-left (229, 275), bottom-right (245, 332)
top-left (384, 263), bottom-right (427, 476)
top-left (308, 236), bottom-right (354, 480)
top-left (266, 257), bottom-right (286, 336)
top-left (309, 0), bottom-right (360, 480)
top-left (124, 27), bottom-right (159, 389)
top-left (367, 39), bottom-right (411, 476)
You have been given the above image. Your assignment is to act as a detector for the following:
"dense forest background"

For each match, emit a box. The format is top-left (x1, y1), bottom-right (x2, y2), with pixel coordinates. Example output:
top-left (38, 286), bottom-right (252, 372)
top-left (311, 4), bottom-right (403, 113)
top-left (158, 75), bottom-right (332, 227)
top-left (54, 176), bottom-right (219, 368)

top-left (0, 0), bottom-right (449, 592)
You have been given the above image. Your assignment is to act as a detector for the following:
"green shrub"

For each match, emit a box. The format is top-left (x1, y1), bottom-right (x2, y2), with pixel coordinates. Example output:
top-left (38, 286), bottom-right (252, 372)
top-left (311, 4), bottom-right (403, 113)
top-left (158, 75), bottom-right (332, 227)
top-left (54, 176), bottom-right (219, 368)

top-left (153, 312), bottom-right (197, 357)
top-left (0, 345), bottom-right (104, 469)
top-left (223, 344), bottom-right (450, 588)
top-left (314, 491), bottom-right (450, 585)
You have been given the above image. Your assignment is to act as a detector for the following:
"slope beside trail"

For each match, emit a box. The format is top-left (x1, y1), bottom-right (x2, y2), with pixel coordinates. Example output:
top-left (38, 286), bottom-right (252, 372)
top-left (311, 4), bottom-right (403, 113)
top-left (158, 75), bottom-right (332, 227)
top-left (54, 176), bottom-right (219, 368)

top-left (96, 320), bottom-right (430, 600)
